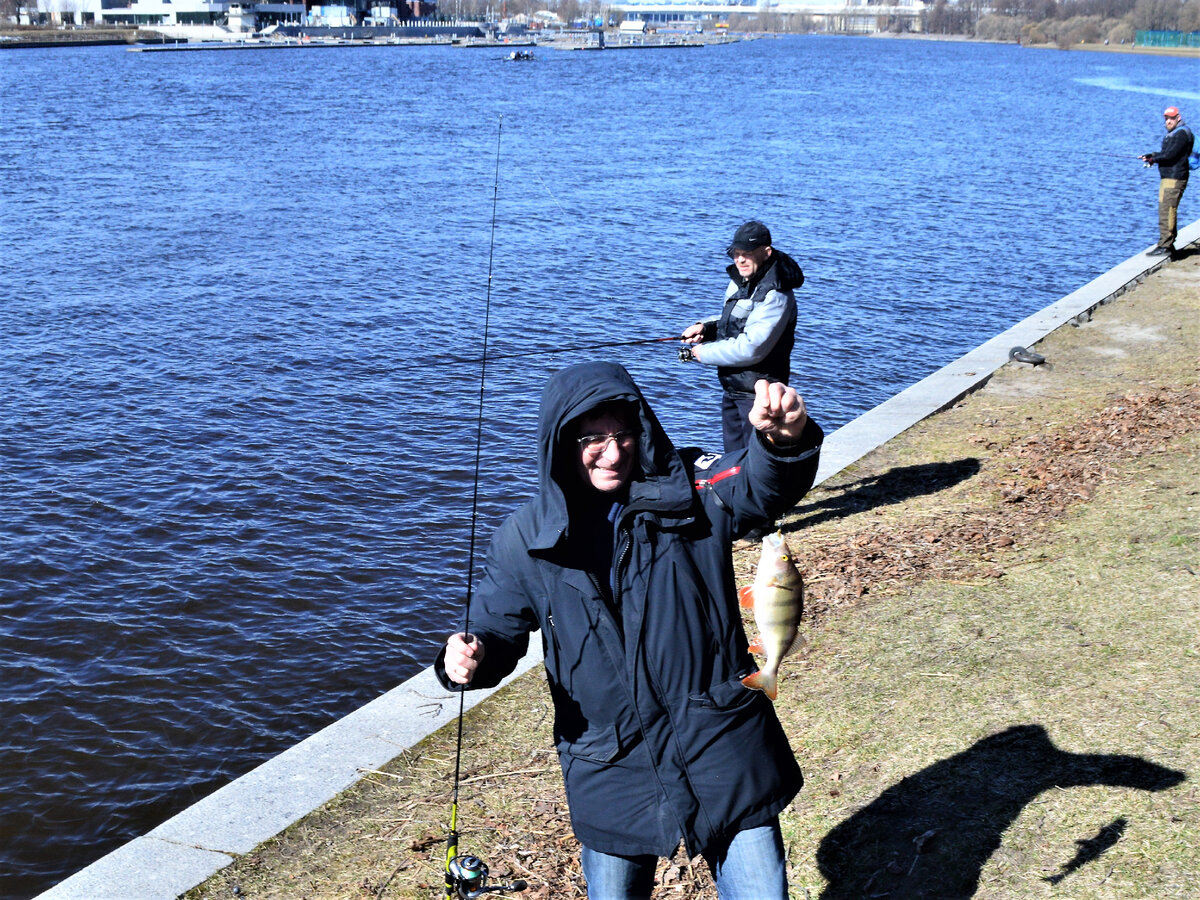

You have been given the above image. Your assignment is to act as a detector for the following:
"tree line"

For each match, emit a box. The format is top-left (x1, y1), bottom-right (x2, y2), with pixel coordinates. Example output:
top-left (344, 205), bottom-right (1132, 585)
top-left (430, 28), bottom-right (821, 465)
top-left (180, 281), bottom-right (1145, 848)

top-left (924, 0), bottom-right (1200, 45)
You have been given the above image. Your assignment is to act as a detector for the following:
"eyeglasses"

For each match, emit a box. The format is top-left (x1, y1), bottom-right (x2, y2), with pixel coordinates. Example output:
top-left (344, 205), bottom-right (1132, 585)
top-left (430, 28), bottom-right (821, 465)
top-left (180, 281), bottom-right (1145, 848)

top-left (576, 430), bottom-right (638, 455)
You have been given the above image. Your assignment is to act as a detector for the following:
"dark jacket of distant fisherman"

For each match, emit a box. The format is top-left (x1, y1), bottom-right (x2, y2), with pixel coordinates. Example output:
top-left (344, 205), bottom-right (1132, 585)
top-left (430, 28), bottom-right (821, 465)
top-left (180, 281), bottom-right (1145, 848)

top-left (697, 250), bottom-right (804, 396)
top-left (434, 361), bottom-right (823, 858)
top-left (1147, 123), bottom-right (1194, 180)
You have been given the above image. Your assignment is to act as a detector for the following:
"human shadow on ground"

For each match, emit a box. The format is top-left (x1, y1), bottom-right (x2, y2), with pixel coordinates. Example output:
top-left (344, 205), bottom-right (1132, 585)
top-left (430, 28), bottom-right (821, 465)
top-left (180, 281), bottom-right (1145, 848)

top-left (787, 459), bottom-right (982, 531)
top-left (816, 724), bottom-right (1186, 899)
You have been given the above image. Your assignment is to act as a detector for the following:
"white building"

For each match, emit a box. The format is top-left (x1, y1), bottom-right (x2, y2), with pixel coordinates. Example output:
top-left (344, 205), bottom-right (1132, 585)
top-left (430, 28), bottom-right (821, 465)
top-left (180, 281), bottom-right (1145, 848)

top-left (613, 0), bottom-right (928, 32)
top-left (21, 0), bottom-right (307, 29)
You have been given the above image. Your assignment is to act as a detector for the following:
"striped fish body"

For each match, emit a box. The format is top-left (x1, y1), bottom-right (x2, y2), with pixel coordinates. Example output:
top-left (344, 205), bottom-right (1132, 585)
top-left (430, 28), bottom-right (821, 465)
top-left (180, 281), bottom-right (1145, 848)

top-left (738, 530), bottom-right (804, 701)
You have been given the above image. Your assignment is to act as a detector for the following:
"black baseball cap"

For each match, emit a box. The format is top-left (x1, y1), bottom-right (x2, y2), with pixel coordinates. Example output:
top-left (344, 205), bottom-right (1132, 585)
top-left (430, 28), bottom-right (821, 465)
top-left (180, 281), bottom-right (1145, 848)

top-left (726, 220), bottom-right (772, 256)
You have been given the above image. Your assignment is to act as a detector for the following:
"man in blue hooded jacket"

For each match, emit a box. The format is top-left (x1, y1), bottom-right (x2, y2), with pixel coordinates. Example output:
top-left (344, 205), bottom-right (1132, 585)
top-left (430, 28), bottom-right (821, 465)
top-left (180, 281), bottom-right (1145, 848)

top-left (437, 361), bottom-right (823, 899)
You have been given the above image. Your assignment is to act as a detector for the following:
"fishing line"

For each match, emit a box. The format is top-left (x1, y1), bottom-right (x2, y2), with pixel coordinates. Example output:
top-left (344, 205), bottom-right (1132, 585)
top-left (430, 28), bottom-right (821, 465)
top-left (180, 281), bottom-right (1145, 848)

top-left (531, 166), bottom-right (574, 222)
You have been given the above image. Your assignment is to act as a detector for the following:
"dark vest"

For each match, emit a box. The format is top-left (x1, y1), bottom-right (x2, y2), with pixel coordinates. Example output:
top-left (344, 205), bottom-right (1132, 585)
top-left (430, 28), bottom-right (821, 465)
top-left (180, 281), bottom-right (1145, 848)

top-left (716, 252), bottom-right (801, 395)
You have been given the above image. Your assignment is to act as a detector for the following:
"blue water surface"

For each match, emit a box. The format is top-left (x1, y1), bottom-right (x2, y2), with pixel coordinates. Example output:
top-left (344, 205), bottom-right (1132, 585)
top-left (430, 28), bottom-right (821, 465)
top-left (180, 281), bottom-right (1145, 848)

top-left (0, 35), bottom-right (1195, 897)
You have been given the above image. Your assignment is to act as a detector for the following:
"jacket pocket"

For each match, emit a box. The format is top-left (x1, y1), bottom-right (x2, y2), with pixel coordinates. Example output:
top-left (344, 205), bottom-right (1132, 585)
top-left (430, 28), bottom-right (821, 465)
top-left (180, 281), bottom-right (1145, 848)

top-left (688, 674), bottom-right (762, 712)
top-left (557, 721), bottom-right (623, 764)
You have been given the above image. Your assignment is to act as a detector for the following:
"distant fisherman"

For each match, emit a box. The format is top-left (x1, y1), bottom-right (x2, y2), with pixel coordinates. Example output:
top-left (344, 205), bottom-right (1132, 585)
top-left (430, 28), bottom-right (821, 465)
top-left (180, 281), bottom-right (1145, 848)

top-left (1140, 106), bottom-right (1194, 257)
top-left (680, 220), bottom-right (805, 546)
top-left (437, 362), bottom-right (823, 899)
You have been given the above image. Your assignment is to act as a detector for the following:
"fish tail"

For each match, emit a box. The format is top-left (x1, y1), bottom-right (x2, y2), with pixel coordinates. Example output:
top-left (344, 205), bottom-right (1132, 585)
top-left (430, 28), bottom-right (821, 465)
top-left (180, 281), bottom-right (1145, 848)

top-left (741, 669), bottom-right (778, 701)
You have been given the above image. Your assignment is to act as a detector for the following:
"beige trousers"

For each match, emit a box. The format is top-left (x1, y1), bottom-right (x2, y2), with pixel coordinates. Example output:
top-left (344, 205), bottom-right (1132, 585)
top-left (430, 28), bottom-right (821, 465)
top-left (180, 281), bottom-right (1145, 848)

top-left (1158, 177), bottom-right (1188, 249)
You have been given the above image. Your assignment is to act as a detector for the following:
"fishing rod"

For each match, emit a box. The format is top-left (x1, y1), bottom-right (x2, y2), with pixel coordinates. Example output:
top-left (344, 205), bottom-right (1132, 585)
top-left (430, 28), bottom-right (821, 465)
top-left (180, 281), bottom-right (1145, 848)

top-left (1112, 152), bottom-right (1154, 167)
top-left (1072, 151), bottom-right (1154, 167)
top-left (449, 334), bottom-right (683, 366)
top-left (443, 115), bottom-right (529, 900)
top-left (1081, 150), bottom-right (1200, 170)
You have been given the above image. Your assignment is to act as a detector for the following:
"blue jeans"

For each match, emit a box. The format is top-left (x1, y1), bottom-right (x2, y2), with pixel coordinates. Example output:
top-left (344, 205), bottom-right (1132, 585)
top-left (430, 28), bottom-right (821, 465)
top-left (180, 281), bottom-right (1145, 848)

top-left (580, 819), bottom-right (788, 900)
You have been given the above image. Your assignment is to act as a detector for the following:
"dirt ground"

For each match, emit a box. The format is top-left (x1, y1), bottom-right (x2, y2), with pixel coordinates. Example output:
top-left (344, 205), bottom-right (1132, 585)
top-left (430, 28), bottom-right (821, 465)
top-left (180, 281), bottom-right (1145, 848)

top-left (185, 248), bottom-right (1199, 900)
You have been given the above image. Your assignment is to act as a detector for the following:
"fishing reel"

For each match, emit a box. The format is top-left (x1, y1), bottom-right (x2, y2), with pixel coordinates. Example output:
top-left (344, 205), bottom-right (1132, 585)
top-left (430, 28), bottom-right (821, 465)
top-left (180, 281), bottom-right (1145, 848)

top-left (447, 854), bottom-right (528, 898)
top-left (678, 346), bottom-right (695, 363)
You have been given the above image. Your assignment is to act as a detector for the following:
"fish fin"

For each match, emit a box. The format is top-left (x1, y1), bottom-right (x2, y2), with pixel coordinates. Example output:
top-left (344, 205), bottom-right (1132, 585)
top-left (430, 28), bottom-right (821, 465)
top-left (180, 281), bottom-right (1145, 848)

top-left (748, 637), bottom-right (764, 655)
top-left (782, 634), bottom-right (807, 658)
top-left (741, 670), bottom-right (778, 701)
top-left (738, 585), bottom-right (755, 609)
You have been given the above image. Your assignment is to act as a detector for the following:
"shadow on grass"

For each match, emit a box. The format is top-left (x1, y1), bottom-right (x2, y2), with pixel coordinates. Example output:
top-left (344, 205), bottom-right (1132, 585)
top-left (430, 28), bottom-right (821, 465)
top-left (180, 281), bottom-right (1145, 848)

top-left (788, 459), bottom-right (982, 531)
top-left (815, 724), bottom-right (1186, 899)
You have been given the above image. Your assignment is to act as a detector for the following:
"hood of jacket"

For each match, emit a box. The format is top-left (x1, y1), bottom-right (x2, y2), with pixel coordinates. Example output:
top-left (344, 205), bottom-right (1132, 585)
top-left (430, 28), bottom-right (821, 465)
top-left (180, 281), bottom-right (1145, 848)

top-left (725, 248), bottom-right (805, 295)
top-left (530, 361), bottom-right (697, 556)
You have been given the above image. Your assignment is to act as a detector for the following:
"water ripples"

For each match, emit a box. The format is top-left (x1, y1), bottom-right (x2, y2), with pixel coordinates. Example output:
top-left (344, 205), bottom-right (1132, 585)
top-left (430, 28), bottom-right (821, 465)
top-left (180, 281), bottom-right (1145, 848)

top-left (2, 35), bottom-right (1196, 898)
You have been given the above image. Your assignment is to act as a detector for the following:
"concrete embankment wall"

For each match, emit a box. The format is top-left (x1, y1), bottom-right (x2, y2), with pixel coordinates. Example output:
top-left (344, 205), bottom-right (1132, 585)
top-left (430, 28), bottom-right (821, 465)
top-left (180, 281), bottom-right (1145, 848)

top-left (36, 222), bottom-right (1200, 900)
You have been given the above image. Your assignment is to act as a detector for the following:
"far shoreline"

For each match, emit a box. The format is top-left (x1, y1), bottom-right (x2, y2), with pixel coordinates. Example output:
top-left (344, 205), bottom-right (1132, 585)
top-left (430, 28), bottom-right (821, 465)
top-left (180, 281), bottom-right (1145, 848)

top-left (869, 30), bottom-right (1200, 58)
top-left (4, 26), bottom-right (1199, 57)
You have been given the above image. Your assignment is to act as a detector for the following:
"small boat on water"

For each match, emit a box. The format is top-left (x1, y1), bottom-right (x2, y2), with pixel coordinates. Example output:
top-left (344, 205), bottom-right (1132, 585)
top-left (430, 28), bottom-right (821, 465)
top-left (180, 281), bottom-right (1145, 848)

top-left (505, 49), bottom-right (534, 61)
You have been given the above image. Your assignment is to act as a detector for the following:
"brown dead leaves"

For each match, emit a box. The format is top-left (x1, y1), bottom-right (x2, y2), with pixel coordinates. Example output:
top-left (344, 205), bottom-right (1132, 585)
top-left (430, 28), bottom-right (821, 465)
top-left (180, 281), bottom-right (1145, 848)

top-left (786, 388), bottom-right (1199, 623)
top-left (441, 798), bottom-right (721, 899)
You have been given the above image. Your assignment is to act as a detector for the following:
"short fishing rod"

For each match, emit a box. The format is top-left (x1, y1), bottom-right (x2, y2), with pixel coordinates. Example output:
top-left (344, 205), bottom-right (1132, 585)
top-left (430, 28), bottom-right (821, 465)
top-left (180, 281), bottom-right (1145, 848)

top-left (443, 115), bottom-right (529, 900)
top-left (1071, 151), bottom-right (1154, 167)
top-left (1078, 150), bottom-right (1200, 170)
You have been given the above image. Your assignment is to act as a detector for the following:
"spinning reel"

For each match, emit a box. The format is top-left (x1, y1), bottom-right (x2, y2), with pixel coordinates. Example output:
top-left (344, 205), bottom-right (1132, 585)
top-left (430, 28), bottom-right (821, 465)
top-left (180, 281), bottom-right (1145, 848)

top-left (446, 853), bottom-right (528, 899)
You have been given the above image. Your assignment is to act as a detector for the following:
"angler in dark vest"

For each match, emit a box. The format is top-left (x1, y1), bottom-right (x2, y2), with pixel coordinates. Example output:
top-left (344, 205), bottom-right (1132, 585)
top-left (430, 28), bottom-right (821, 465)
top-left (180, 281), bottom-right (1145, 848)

top-left (1140, 105), bottom-right (1194, 257)
top-left (680, 221), bottom-right (804, 455)
top-left (680, 221), bottom-right (804, 544)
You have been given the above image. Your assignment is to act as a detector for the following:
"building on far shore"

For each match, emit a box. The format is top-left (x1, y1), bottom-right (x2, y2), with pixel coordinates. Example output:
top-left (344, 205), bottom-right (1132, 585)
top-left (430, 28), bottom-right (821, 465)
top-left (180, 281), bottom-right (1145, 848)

top-left (15, 0), bottom-right (435, 32)
top-left (615, 0), bottom-right (929, 34)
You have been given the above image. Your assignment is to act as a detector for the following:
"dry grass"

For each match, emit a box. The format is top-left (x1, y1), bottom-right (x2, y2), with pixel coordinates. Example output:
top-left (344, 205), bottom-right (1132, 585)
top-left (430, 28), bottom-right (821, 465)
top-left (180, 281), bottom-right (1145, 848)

top-left (186, 253), bottom-right (1200, 900)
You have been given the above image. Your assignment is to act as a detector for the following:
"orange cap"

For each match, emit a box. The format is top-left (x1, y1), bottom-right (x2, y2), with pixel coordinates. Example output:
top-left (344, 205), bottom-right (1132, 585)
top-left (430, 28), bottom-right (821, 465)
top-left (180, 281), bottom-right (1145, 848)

top-left (1164, 106), bottom-right (1180, 118)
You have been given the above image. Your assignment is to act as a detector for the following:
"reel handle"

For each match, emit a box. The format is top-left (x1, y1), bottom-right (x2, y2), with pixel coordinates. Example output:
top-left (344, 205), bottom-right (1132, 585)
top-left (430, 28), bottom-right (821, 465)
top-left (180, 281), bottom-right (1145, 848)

top-left (477, 880), bottom-right (528, 895)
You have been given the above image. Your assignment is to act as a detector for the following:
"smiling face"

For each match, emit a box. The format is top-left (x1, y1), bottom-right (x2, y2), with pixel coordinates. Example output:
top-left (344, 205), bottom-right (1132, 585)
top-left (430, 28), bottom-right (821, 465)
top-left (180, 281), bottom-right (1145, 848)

top-left (573, 406), bottom-right (638, 494)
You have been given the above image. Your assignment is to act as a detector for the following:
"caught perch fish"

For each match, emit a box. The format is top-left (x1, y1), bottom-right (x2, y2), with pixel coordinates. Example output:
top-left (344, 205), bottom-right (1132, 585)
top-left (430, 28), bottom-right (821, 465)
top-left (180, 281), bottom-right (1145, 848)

top-left (739, 530), bottom-right (804, 700)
